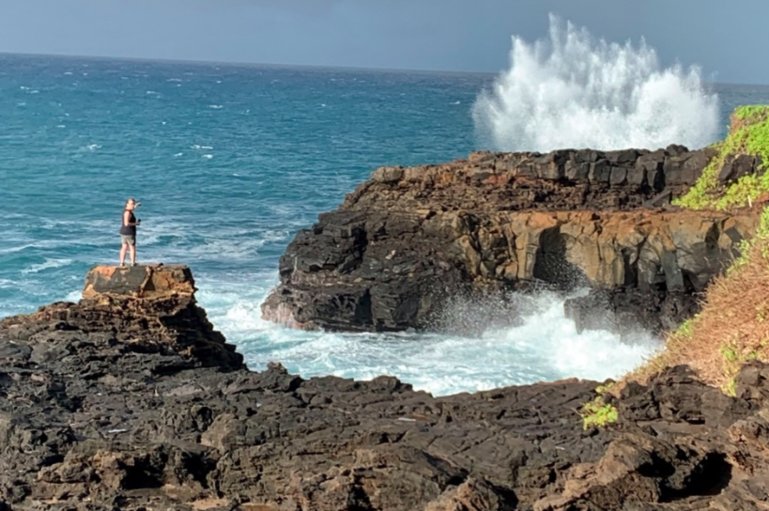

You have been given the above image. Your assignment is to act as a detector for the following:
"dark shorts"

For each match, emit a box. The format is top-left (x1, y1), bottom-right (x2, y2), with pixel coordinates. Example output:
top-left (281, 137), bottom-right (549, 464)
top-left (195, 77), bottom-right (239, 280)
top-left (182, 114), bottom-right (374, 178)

top-left (121, 234), bottom-right (136, 246)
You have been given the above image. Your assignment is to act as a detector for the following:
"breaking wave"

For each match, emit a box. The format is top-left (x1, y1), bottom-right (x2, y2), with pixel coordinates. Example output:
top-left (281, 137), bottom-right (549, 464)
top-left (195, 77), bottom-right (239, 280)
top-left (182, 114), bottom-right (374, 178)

top-left (473, 15), bottom-right (720, 152)
top-left (212, 288), bottom-right (660, 397)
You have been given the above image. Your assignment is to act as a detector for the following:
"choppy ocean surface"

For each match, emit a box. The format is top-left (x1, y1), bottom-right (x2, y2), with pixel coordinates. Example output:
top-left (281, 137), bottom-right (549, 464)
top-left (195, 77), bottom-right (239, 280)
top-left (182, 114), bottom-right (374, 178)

top-left (2, 52), bottom-right (769, 395)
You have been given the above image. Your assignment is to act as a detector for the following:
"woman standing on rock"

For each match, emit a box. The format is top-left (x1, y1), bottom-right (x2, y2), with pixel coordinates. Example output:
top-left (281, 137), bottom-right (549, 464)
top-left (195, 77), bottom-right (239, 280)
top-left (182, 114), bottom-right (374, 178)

top-left (119, 197), bottom-right (141, 267)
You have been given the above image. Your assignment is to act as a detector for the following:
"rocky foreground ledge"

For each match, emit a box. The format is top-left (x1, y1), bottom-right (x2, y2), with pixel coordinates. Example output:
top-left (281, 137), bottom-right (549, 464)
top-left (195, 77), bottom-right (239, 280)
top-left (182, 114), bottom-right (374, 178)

top-left (262, 147), bottom-right (760, 334)
top-left (2, 264), bottom-right (769, 509)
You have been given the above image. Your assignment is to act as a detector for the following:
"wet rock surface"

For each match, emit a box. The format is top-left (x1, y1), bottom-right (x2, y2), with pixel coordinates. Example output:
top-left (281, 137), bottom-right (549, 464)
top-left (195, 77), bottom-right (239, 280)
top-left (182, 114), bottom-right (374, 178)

top-left (1, 266), bottom-right (769, 510)
top-left (262, 148), bottom-right (759, 333)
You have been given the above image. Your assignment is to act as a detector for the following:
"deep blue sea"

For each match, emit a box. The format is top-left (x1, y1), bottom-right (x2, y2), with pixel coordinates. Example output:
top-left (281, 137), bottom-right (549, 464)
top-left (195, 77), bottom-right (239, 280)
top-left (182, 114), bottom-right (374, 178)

top-left (2, 53), bottom-right (769, 395)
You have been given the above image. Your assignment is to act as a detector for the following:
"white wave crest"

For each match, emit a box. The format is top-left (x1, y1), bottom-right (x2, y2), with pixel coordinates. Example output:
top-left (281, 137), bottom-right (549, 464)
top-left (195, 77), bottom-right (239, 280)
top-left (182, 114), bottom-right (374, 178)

top-left (21, 258), bottom-right (73, 275)
top-left (473, 15), bottom-right (720, 151)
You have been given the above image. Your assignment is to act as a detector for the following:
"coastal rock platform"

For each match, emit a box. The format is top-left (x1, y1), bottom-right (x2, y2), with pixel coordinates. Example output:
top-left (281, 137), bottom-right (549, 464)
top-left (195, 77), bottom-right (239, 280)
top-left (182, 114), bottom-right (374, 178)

top-left (262, 148), bottom-right (761, 333)
top-left (1, 265), bottom-right (769, 509)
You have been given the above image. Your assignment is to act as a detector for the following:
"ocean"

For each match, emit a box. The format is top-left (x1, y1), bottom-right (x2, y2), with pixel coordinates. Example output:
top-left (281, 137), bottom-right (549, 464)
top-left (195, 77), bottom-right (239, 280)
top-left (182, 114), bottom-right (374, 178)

top-left (2, 52), bottom-right (769, 395)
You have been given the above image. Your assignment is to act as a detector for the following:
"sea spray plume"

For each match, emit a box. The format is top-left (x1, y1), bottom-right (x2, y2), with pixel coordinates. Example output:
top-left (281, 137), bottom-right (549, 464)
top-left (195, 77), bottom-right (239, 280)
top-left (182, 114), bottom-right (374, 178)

top-left (473, 15), bottom-right (720, 152)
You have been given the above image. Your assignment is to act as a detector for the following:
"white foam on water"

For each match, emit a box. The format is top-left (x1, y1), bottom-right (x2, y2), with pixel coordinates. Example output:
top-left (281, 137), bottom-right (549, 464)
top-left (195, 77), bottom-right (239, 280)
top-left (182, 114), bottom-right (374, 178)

top-left (0, 243), bottom-right (35, 256)
top-left (21, 258), bottom-right (74, 275)
top-left (489, 293), bottom-right (658, 382)
top-left (39, 217), bottom-right (112, 230)
top-left (134, 218), bottom-right (292, 266)
top-left (0, 238), bottom-right (76, 255)
top-left (213, 285), bottom-right (660, 397)
top-left (150, 238), bottom-right (272, 262)
top-left (65, 290), bottom-right (82, 302)
top-left (208, 104), bottom-right (223, 109)
top-left (473, 15), bottom-right (720, 151)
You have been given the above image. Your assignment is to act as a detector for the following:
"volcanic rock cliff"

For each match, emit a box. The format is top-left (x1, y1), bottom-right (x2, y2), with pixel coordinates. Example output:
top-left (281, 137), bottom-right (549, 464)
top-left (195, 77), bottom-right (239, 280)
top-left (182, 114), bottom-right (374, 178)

top-left (262, 147), bottom-right (760, 333)
top-left (3, 265), bottom-right (769, 510)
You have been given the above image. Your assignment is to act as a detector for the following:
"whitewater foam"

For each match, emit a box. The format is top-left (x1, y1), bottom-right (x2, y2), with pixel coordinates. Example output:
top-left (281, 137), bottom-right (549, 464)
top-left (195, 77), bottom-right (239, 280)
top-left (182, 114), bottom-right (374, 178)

top-left (65, 290), bottom-right (82, 302)
top-left (221, 289), bottom-right (660, 397)
top-left (473, 15), bottom-right (719, 152)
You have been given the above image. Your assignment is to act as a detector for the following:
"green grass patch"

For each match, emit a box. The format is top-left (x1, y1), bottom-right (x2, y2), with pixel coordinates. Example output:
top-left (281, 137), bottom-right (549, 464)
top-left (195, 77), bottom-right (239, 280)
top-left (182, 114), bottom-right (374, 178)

top-left (727, 207), bottom-right (769, 276)
top-left (735, 105), bottom-right (769, 121)
top-left (676, 317), bottom-right (695, 339)
top-left (674, 105), bottom-right (769, 210)
top-left (594, 382), bottom-right (616, 396)
top-left (581, 397), bottom-right (619, 429)
top-left (720, 343), bottom-right (739, 363)
top-left (724, 378), bottom-right (737, 397)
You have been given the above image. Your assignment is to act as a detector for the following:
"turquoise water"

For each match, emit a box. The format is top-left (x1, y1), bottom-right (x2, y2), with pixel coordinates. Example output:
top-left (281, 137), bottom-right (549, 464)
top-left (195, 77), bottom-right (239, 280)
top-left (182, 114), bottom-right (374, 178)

top-left (0, 54), bottom-right (483, 312)
top-left (2, 53), bottom-right (769, 394)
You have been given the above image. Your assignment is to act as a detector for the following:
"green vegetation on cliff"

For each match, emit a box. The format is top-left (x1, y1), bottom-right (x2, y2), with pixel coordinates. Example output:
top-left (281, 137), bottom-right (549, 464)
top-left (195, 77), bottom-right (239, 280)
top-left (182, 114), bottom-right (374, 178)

top-left (628, 106), bottom-right (769, 392)
top-left (580, 383), bottom-right (619, 429)
top-left (674, 105), bottom-right (769, 210)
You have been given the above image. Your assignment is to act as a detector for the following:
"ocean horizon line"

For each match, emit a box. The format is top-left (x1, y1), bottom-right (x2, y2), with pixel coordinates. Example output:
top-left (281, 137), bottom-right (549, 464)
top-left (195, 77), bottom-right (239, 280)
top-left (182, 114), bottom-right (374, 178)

top-left (0, 50), bottom-right (499, 78)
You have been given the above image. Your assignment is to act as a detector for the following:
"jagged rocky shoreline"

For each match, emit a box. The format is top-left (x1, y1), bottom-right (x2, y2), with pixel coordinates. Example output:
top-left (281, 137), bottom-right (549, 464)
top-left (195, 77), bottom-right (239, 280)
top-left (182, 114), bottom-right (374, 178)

top-left (261, 147), bottom-right (759, 334)
top-left (1, 264), bottom-right (769, 510)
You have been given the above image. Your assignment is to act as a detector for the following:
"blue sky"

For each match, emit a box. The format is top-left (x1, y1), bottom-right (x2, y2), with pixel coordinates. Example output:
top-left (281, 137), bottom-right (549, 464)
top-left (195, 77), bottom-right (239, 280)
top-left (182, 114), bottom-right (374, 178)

top-left (2, 0), bottom-right (768, 84)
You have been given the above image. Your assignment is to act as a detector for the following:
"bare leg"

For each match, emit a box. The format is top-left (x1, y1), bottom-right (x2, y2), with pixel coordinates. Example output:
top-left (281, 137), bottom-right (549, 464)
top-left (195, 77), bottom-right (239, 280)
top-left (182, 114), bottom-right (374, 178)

top-left (129, 244), bottom-right (136, 266)
top-left (119, 243), bottom-right (127, 266)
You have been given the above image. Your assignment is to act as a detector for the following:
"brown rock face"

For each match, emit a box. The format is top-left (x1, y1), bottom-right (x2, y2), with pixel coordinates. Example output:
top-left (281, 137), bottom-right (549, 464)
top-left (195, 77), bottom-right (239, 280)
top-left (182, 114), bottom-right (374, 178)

top-left (2, 264), bottom-right (244, 372)
top-left (82, 264), bottom-right (196, 300)
top-left (262, 148), bottom-right (760, 333)
top-left (3, 268), bottom-right (769, 509)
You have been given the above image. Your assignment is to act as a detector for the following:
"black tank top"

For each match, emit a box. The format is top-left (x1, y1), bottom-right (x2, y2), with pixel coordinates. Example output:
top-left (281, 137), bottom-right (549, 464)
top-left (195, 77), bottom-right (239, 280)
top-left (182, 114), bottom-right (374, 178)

top-left (120, 210), bottom-right (136, 236)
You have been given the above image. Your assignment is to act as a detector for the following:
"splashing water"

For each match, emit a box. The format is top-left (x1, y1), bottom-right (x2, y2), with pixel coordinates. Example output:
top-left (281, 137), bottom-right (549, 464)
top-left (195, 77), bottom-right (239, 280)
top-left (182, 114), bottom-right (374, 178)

top-left (473, 15), bottom-right (720, 152)
top-left (225, 288), bottom-right (660, 396)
